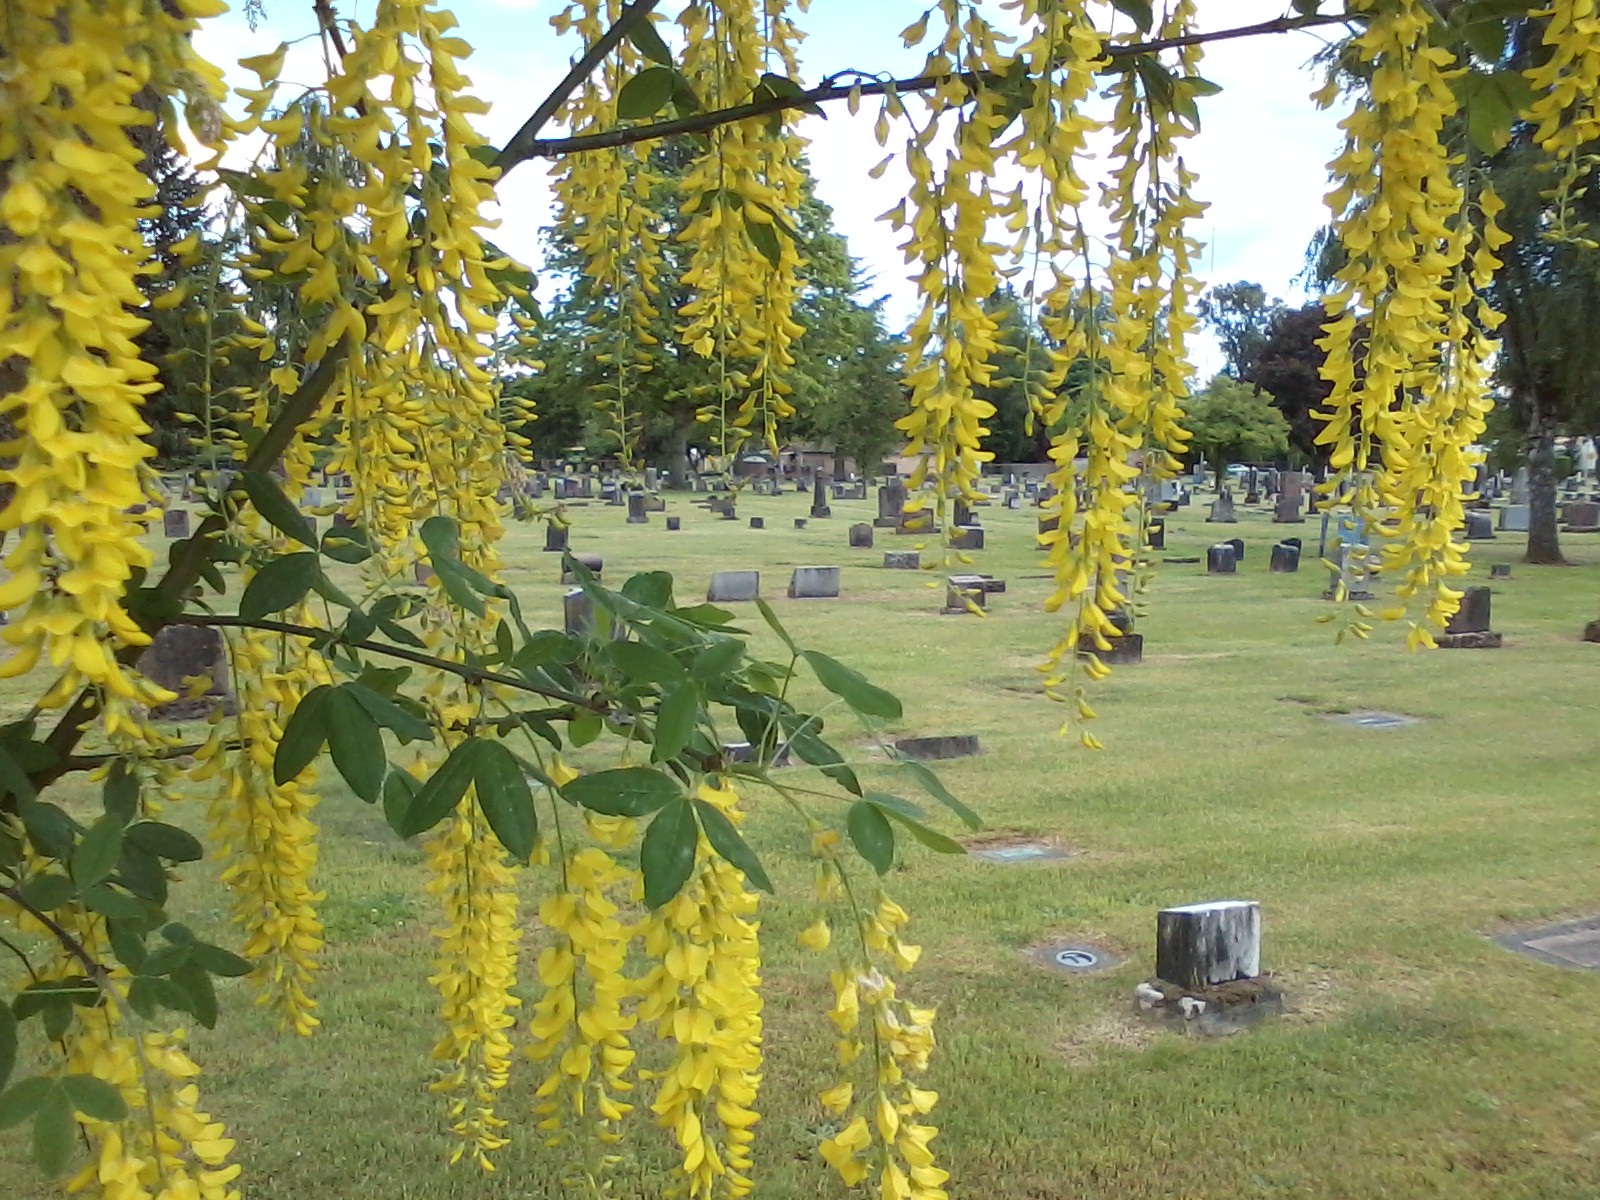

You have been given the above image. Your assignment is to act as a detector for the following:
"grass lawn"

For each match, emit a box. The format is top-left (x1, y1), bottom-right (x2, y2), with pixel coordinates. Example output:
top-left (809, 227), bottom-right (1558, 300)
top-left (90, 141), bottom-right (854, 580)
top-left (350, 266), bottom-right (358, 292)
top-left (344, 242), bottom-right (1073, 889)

top-left (7, 486), bottom-right (1600, 1199)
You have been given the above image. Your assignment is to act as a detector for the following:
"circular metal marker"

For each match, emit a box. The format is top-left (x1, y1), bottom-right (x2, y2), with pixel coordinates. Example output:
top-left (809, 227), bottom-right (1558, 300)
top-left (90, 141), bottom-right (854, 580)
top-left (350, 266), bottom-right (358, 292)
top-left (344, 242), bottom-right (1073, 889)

top-left (1055, 948), bottom-right (1098, 968)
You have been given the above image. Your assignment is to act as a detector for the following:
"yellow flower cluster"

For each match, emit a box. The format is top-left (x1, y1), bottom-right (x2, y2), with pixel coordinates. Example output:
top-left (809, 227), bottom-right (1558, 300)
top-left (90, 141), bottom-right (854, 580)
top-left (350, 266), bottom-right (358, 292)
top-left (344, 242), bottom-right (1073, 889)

top-left (803, 831), bottom-right (947, 1200)
top-left (193, 627), bottom-right (327, 1036)
top-left (1315, 0), bottom-right (1495, 634)
top-left (1524, 0), bottom-right (1600, 241)
top-left (0, 0), bottom-right (224, 712)
top-left (551, 1), bottom-right (669, 466)
top-left (637, 779), bottom-right (764, 1199)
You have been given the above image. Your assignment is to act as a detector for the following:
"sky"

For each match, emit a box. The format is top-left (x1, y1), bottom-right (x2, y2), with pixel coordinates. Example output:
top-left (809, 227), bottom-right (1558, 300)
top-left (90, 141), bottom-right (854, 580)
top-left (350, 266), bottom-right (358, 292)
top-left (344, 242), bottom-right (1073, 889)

top-left (194, 0), bottom-right (1351, 376)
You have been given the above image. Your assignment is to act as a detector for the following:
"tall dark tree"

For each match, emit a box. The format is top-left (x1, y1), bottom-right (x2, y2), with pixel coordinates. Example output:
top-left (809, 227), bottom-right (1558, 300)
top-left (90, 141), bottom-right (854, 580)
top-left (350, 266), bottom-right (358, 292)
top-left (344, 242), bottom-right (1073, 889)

top-left (1243, 302), bottom-right (1332, 466)
top-left (1198, 281), bottom-right (1283, 380)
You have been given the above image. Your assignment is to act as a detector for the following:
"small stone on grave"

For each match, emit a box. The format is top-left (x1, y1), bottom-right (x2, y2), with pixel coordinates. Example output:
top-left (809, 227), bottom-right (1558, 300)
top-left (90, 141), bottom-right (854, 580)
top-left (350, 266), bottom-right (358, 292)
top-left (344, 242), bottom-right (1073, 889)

top-left (163, 510), bottom-right (191, 539)
top-left (1156, 900), bottom-right (1261, 991)
top-left (707, 570), bottom-right (760, 602)
top-left (788, 565), bottom-right (841, 598)
top-left (561, 553), bottom-right (604, 584)
top-left (849, 523), bottom-right (873, 548)
top-left (544, 523), bottom-right (569, 553)
top-left (892, 734), bottom-right (981, 761)
top-left (666, 516), bottom-right (682, 531)
top-left (1206, 543), bottom-right (1237, 574)
top-left (883, 551), bottom-right (919, 570)
top-left (1270, 542), bottom-right (1301, 573)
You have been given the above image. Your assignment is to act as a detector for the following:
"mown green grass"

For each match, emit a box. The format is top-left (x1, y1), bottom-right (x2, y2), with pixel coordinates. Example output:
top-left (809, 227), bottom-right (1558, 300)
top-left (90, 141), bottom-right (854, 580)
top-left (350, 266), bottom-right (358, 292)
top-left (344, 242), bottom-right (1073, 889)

top-left (8, 488), bottom-right (1600, 1199)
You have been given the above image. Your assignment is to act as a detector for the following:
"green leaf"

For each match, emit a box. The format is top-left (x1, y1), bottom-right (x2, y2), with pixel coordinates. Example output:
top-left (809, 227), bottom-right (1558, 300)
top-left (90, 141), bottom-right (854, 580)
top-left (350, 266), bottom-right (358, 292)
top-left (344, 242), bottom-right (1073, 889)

top-left (346, 681), bottom-right (433, 744)
top-left (693, 798), bottom-right (773, 892)
top-left (629, 18), bottom-right (674, 64)
top-left (320, 523), bottom-right (375, 564)
top-left (397, 740), bottom-right (477, 837)
top-left (81, 882), bottom-right (148, 922)
top-left (800, 650), bottom-right (902, 720)
top-left (617, 66), bottom-right (679, 120)
top-left (382, 770), bottom-right (418, 834)
top-left (170, 965), bottom-right (219, 1029)
top-left (114, 845), bottom-right (167, 905)
top-left (744, 211), bottom-right (783, 269)
top-left (124, 821), bottom-right (204, 864)
top-left (32, 1083), bottom-right (74, 1176)
top-left (0, 1006), bottom-right (14, 1093)
top-left (640, 796), bottom-right (698, 908)
top-left (753, 597), bottom-right (797, 653)
top-left (869, 797), bottom-right (966, 855)
top-left (847, 800), bottom-right (895, 874)
top-left (61, 1074), bottom-right (128, 1122)
top-left (240, 472), bottom-right (318, 547)
top-left (621, 570), bottom-right (674, 610)
top-left (472, 740), bottom-right (538, 862)
top-left (1110, 0), bottom-right (1154, 30)
top-left (567, 713), bottom-right (604, 747)
top-left (190, 942), bottom-right (254, 978)
top-left (18, 873), bottom-right (73, 912)
top-left (71, 817), bottom-right (125, 890)
top-left (0, 1074), bottom-right (50, 1130)
top-left (651, 681), bottom-right (699, 763)
top-left (239, 552), bottom-right (320, 621)
top-left (19, 800), bottom-right (78, 859)
top-left (274, 685), bottom-right (333, 785)
top-left (691, 638), bottom-right (745, 679)
top-left (0, 743), bottom-right (37, 805)
top-left (670, 603), bottom-right (739, 629)
top-left (606, 640), bottom-right (687, 684)
top-left (513, 632), bottom-right (583, 671)
top-left (102, 762), bottom-right (139, 824)
top-left (104, 920), bottom-right (148, 971)
top-left (896, 758), bottom-right (981, 829)
top-left (417, 516), bottom-right (490, 617)
top-left (562, 767), bottom-right (682, 817)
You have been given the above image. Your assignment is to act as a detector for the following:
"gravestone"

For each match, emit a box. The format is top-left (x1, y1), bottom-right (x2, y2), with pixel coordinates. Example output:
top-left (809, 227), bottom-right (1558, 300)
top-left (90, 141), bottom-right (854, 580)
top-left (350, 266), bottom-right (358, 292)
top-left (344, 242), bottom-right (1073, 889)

top-left (1206, 543), bottom-right (1237, 574)
top-left (666, 516), bottom-right (681, 531)
top-left (1270, 542), bottom-right (1301, 573)
top-left (1490, 562), bottom-right (1511, 579)
top-left (1207, 490), bottom-right (1237, 523)
top-left (892, 734), bottom-right (981, 761)
top-left (1465, 510), bottom-right (1495, 540)
top-left (626, 492), bottom-right (649, 524)
top-left (644, 467), bottom-right (658, 491)
top-left (1323, 544), bottom-right (1375, 601)
top-left (953, 499), bottom-right (973, 528)
top-left (876, 481), bottom-right (906, 528)
top-left (1038, 514), bottom-right (1060, 536)
top-left (140, 626), bottom-right (233, 721)
top-left (163, 510), bottom-right (191, 539)
top-left (1510, 467), bottom-right (1530, 505)
top-left (1156, 900), bottom-right (1262, 991)
top-left (943, 576), bottom-right (986, 613)
top-left (1225, 537), bottom-right (1245, 562)
top-left (544, 523), bottom-right (569, 553)
top-left (1100, 631), bottom-right (1143, 665)
top-left (1437, 585), bottom-right (1501, 648)
top-left (794, 518), bottom-right (807, 530)
top-left (749, 516), bottom-right (765, 529)
top-left (645, 494), bottom-right (667, 513)
top-left (1274, 471), bottom-right (1305, 523)
top-left (788, 565), bottom-right (841, 598)
top-left (563, 588), bottom-right (593, 635)
top-left (707, 570), bottom-right (760, 602)
top-left (811, 472), bottom-right (832, 519)
top-left (561, 553), bottom-right (604, 584)
top-left (883, 551), bottom-right (919, 570)
top-left (1563, 500), bottom-right (1600, 532)
top-left (950, 526), bottom-right (984, 551)
top-left (1147, 518), bottom-right (1165, 550)
top-left (1498, 504), bottom-right (1530, 532)
top-left (849, 523), bottom-right (873, 548)
top-left (1004, 490), bottom-right (1021, 510)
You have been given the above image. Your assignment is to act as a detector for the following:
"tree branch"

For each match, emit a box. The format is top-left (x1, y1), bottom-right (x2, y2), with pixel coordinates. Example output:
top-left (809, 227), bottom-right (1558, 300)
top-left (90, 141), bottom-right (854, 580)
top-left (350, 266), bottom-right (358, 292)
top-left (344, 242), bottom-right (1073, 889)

top-left (1, 885), bottom-right (108, 981)
top-left (167, 614), bottom-right (604, 711)
top-left (517, 10), bottom-right (1361, 161)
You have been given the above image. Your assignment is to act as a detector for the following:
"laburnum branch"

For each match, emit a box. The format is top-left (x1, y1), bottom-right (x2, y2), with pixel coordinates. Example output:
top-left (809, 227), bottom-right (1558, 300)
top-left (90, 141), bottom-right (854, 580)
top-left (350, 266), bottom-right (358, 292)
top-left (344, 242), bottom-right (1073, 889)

top-left (503, 9), bottom-right (1362, 168)
top-left (169, 614), bottom-right (606, 711)
top-left (0, 884), bottom-right (108, 981)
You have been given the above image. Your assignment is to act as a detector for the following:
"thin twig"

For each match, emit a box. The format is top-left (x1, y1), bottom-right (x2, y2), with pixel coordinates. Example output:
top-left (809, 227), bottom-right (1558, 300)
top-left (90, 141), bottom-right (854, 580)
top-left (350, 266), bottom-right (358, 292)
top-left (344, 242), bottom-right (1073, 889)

top-left (1, 885), bottom-right (107, 980)
top-left (167, 614), bottom-right (604, 710)
top-left (512, 10), bottom-right (1361, 163)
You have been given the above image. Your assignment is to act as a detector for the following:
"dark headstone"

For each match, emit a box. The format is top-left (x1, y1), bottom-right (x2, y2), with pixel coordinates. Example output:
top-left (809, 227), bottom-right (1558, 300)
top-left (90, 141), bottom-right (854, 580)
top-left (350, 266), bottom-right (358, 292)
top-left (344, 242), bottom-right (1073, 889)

top-left (794, 517), bottom-right (808, 530)
top-left (876, 481), bottom-right (906, 528)
top-left (1270, 543), bottom-right (1301, 573)
top-left (1225, 537), bottom-right (1245, 561)
top-left (140, 626), bottom-right (233, 721)
top-left (1156, 900), bottom-right (1261, 991)
top-left (943, 575), bottom-right (988, 613)
top-left (1562, 500), bottom-right (1600, 531)
top-left (563, 588), bottom-right (593, 635)
top-left (544, 523), bottom-right (569, 553)
top-left (950, 525), bottom-right (984, 551)
top-left (1100, 632), bottom-right (1143, 666)
top-left (1207, 543), bottom-right (1237, 574)
top-left (1147, 518), bottom-right (1165, 550)
top-left (1445, 586), bottom-right (1492, 634)
top-left (1465, 510), bottom-right (1495, 540)
top-left (849, 523), bottom-right (873, 548)
top-left (163, 510), bottom-right (191, 539)
top-left (1490, 562), bottom-right (1511, 579)
top-left (1038, 515), bottom-right (1060, 536)
top-left (666, 516), bottom-right (682, 531)
top-left (749, 516), bottom-right (765, 530)
top-left (892, 734), bottom-right (981, 761)
top-left (811, 472), bottom-right (832, 519)
top-left (626, 492), bottom-right (649, 523)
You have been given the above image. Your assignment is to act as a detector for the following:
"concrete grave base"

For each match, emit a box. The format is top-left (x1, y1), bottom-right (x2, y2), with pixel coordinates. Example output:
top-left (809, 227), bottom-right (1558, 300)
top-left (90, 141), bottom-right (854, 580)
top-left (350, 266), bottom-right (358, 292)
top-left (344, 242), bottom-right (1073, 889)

top-left (892, 734), bottom-right (980, 761)
top-left (1434, 629), bottom-right (1503, 648)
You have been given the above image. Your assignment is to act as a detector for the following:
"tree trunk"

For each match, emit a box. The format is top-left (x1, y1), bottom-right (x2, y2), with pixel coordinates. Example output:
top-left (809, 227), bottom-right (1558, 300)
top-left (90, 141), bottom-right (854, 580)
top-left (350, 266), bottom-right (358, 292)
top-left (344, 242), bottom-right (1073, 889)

top-left (665, 413), bottom-right (692, 489)
top-left (1524, 403), bottom-right (1565, 565)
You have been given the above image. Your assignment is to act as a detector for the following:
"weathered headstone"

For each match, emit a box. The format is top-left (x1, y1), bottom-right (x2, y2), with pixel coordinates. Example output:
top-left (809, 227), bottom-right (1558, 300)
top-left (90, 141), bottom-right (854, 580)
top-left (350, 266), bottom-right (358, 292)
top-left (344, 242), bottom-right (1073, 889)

top-left (1099, 631), bottom-right (1143, 665)
top-left (666, 516), bottom-right (682, 531)
top-left (788, 565), bottom-right (841, 598)
top-left (943, 575), bottom-right (989, 613)
top-left (162, 510), bottom-right (191, 539)
top-left (876, 481), bottom-right (906, 528)
top-left (1270, 542), bottom-right (1301, 573)
top-left (139, 626), bottom-right (233, 720)
top-left (883, 551), bottom-right (919, 570)
top-left (561, 553), bottom-right (604, 584)
top-left (544, 523), bottom-right (569, 553)
top-left (892, 734), bottom-right (981, 761)
top-left (1207, 490), bottom-right (1237, 523)
top-left (1510, 467), bottom-right (1530, 505)
top-left (563, 588), bottom-right (593, 635)
top-left (1038, 514), bottom-right (1060, 536)
top-left (950, 525), bottom-right (984, 551)
top-left (749, 516), bottom-right (765, 530)
top-left (1465, 510), bottom-right (1495, 540)
top-left (849, 522), bottom-right (873, 548)
top-left (1206, 543), bottom-right (1237, 574)
top-left (1490, 562), bottom-right (1511, 579)
top-left (1438, 585), bottom-right (1501, 648)
top-left (1498, 504), bottom-right (1530, 532)
top-left (1563, 500), bottom-right (1600, 531)
top-left (1323, 544), bottom-right (1375, 601)
top-left (1156, 900), bottom-right (1262, 991)
top-left (794, 517), bottom-right (808, 530)
top-left (707, 570), bottom-right (760, 602)
top-left (811, 472), bottom-right (832, 519)
top-left (626, 492), bottom-right (649, 524)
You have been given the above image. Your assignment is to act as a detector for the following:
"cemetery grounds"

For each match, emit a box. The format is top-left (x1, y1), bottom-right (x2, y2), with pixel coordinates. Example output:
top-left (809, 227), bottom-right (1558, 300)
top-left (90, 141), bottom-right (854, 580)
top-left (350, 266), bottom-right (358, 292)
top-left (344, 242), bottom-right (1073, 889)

top-left (4, 488), bottom-right (1600, 1199)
